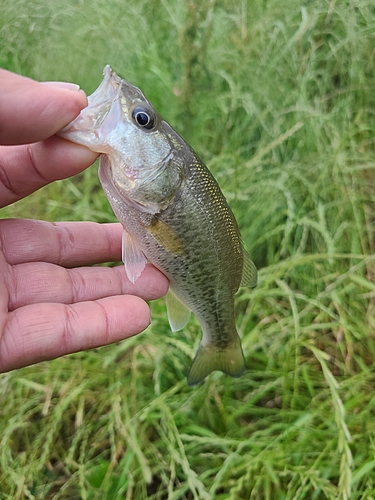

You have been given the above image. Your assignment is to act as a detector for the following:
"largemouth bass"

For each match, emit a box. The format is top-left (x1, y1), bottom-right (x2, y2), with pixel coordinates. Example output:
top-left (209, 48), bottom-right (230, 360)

top-left (59, 66), bottom-right (257, 386)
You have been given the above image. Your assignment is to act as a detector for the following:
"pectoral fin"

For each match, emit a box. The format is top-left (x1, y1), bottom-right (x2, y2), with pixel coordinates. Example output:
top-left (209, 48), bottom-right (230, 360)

top-left (166, 288), bottom-right (191, 332)
top-left (146, 217), bottom-right (185, 255)
top-left (240, 250), bottom-right (257, 288)
top-left (122, 229), bottom-right (147, 284)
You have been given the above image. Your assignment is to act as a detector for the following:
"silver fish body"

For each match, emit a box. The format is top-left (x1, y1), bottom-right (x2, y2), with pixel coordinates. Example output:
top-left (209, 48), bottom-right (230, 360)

top-left (59, 66), bottom-right (257, 385)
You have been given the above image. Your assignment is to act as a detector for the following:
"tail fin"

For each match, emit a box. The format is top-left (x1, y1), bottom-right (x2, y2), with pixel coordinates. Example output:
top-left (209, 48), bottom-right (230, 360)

top-left (187, 336), bottom-right (245, 387)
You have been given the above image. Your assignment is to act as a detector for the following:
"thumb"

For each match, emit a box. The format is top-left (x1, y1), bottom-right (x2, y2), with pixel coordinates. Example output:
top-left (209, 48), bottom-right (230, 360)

top-left (0, 69), bottom-right (88, 146)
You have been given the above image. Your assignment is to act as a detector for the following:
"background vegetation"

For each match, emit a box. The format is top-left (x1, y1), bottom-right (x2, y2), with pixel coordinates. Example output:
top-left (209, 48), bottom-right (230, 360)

top-left (1, 0), bottom-right (375, 498)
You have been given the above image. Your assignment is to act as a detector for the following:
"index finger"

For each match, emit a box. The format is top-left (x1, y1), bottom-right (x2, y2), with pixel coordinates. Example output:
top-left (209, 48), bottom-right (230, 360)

top-left (0, 219), bottom-right (123, 266)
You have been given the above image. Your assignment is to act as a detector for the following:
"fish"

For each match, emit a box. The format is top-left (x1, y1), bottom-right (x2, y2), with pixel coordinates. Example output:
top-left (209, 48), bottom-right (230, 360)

top-left (59, 65), bottom-right (257, 386)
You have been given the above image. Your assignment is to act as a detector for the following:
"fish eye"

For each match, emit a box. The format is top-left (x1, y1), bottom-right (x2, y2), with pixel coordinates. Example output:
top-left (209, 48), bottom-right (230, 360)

top-left (132, 107), bottom-right (155, 130)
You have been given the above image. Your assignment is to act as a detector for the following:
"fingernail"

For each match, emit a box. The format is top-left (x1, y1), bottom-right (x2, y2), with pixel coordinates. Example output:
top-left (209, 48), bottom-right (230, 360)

top-left (42, 81), bottom-right (81, 91)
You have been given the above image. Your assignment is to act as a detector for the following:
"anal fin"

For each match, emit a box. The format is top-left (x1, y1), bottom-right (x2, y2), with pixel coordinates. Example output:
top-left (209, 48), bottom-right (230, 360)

top-left (122, 229), bottom-right (147, 284)
top-left (166, 288), bottom-right (191, 332)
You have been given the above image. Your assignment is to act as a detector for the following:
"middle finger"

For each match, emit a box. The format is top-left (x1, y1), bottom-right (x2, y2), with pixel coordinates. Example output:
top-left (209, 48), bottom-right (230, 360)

top-left (7, 261), bottom-right (168, 311)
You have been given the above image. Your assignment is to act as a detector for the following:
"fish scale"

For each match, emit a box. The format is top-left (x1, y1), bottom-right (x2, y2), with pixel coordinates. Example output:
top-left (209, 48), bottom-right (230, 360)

top-left (59, 65), bottom-right (257, 386)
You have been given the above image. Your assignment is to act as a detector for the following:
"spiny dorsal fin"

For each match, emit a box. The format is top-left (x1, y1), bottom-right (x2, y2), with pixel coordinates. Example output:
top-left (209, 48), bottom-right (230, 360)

top-left (240, 250), bottom-right (257, 288)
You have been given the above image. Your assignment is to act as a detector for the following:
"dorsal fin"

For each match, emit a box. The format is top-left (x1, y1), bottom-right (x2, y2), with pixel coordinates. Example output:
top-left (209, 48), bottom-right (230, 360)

top-left (240, 250), bottom-right (257, 288)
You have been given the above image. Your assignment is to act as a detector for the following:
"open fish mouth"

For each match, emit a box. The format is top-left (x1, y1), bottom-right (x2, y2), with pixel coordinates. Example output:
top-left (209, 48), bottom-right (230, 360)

top-left (59, 65), bottom-right (122, 151)
top-left (86, 65), bottom-right (122, 117)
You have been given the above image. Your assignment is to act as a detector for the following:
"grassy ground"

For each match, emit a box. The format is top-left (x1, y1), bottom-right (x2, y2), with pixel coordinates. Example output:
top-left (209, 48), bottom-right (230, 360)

top-left (1, 0), bottom-right (375, 498)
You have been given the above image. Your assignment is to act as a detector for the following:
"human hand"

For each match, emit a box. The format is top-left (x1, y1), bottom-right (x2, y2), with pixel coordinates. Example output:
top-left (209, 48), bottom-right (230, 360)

top-left (0, 70), bottom-right (169, 372)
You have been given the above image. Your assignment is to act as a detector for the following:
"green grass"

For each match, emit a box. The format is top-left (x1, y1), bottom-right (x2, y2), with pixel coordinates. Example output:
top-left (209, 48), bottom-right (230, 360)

top-left (1, 0), bottom-right (375, 498)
